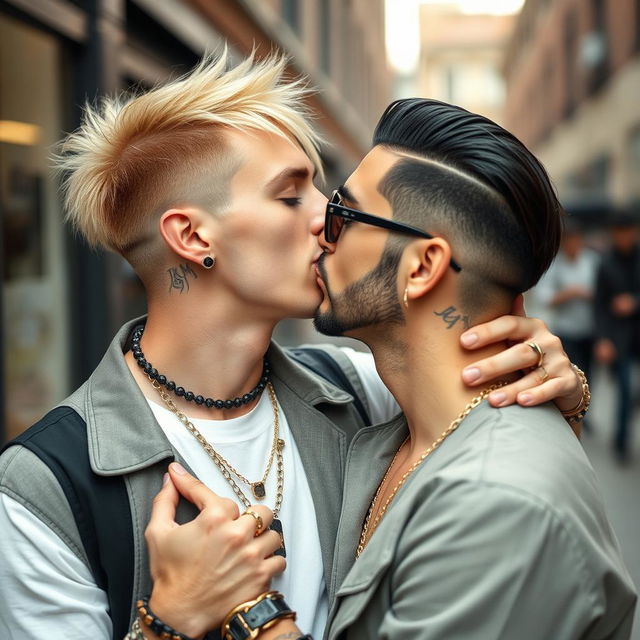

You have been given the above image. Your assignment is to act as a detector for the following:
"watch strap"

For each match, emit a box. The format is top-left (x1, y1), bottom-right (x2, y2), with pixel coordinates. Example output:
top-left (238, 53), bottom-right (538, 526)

top-left (224, 592), bottom-right (295, 640)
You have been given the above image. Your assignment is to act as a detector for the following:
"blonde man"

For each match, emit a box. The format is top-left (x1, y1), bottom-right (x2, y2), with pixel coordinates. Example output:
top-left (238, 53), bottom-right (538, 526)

top-left (0, 52), bottom-right (583, 640)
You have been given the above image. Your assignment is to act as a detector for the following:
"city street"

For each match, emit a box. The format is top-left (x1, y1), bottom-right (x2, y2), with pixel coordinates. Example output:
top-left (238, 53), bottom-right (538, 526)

top-left (582, 366), bottom-right (640, 638)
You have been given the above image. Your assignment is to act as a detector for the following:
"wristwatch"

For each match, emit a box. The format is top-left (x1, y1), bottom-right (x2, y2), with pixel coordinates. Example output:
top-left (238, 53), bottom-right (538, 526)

top-left (223, 591), bottom-right (296, 640)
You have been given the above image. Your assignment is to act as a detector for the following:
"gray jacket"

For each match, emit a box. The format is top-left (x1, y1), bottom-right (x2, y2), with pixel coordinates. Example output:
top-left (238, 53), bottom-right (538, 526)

top-left (327, 402), bottom-right (637, 640)
top-left (0, 318), bottom-right (370, 633)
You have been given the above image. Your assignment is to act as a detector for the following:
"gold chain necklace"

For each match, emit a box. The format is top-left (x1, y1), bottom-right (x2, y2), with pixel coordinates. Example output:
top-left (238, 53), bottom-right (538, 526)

top-left (356, 383), bottom-right (507, 557)
top-left (150, 378), bottom-right (285, 516)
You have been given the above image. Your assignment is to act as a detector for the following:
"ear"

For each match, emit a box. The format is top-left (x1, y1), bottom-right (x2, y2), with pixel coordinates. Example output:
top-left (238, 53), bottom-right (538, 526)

top-left (159, 208), bottom-right (215, 266)
top-left (404, 238), bottom-right (452, 304)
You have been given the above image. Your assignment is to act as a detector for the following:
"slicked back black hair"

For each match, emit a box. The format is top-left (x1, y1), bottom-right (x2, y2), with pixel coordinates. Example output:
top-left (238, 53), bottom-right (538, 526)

top-left (373, 98), bottom-right (563, 303)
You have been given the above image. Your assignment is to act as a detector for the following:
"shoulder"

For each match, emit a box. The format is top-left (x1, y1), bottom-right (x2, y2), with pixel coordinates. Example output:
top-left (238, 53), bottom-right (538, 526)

top-left (400, 403), bottom-right (630, 582)
top-left (0, 442), bottom-right (88, 564)
top-left (434, 403), bottom-right (596, 510)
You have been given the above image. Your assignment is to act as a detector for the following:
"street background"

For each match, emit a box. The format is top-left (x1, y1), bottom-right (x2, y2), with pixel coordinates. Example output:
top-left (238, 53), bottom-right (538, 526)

top-left (1, 0), bottom-right (639, 636)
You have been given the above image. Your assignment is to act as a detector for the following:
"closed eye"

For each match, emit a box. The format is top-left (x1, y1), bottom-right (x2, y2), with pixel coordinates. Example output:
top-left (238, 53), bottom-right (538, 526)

top-left (280, 197), bottom-right (302, 207)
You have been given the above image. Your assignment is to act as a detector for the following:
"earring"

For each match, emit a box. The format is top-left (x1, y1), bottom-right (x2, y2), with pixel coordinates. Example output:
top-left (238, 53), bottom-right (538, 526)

top-left (202, 256), bottom-right (215, 269)
top-left (403, 287), bottom-right (409, 309)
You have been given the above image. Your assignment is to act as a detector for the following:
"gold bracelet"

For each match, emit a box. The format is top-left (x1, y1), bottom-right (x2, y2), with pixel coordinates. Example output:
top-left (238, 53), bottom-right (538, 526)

top-left (560, 364), bottom-right (590, 424)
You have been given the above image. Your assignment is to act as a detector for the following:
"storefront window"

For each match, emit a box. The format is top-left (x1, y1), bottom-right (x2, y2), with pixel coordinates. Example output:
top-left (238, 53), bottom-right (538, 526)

top-left (1, 14), bottom-right (69, 440)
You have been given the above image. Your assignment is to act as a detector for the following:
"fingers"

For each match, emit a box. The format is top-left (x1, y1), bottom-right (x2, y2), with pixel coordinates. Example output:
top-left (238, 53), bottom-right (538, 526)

top-left (461, 316), bottom-right (544, 350)
top-left (168, 463), bottom-right (239, 518)
top-left (237, 505), bottom-right (275, 538)
top-left (148, 472), bottom-right (180, 531)
top-left (462, 342), bottom-right (543, 386)
top-left (486, 368), bottom-right (572, 408)
top-left (262, 553), bottom-right (287, 578)
top-left (254, 529), bottom-right (285, 558)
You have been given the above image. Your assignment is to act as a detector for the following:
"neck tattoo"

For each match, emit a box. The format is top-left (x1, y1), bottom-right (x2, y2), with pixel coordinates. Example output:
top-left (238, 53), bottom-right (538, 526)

top-left (130, 325), bottom-right (270, 409)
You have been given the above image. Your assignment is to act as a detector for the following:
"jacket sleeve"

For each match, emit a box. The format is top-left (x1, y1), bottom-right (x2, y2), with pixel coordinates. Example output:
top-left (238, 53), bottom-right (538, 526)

top-left (378, 480), bottom-right (636, 640)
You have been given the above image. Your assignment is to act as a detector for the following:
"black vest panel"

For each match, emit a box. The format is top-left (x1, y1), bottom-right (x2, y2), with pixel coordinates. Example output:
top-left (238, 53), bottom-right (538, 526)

top-left (4, 407), bottom-right (134, 640)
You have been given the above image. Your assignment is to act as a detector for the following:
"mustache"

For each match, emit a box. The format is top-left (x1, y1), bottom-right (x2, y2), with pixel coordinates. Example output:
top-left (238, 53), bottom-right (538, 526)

top-left (316, 252), bottom-right (328, 282)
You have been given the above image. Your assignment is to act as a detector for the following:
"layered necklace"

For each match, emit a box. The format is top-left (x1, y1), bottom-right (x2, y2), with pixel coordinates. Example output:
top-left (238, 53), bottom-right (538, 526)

top-left (134, 326), bottom-right (286, 556)
top-left (356, 382), bottom-right (507, 558)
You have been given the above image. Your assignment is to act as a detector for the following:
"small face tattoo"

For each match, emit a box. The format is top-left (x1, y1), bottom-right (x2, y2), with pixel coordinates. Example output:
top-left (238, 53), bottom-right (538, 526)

top-left (434, 305), bottom-right (470, 330)
top-left (168, 263), bottom-right (198, 293)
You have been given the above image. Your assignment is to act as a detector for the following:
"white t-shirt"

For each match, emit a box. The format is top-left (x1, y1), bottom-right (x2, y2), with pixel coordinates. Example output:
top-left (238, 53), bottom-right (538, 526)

top-left (0, 348), bottom-right (398, 640)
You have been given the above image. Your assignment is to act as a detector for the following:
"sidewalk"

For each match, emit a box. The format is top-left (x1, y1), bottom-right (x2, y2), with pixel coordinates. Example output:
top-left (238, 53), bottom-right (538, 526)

top-left (582, 366), bottom-right (640, 639)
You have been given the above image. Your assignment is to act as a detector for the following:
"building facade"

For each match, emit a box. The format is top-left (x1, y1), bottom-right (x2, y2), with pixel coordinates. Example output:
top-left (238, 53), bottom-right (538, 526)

top-left (0, 0), bottom-right (391, 440)
top-left (418, 3), bottom-right (516, 126)
top-left (503, 0), bottom-right (640, 210)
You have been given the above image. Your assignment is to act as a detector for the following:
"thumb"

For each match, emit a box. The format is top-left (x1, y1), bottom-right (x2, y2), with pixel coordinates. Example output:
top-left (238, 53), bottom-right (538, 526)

top-left (148, 471), bottom-right (180, 530)
top-left (168, 462), bottom-right (228, 512)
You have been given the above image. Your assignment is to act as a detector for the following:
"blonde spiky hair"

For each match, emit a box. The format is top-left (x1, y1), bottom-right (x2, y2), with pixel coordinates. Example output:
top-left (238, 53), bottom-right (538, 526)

top-left (57, 49), bottom-right (323, 255)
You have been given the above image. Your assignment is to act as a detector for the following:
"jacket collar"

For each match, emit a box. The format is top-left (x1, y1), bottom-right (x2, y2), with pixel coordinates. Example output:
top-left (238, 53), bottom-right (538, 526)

top-left (75, 317), bottom-right (356, 476)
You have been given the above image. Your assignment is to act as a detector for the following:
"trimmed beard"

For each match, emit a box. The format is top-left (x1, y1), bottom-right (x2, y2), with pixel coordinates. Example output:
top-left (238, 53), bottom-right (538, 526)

top-left (314, 240), bottom-right (406, 337)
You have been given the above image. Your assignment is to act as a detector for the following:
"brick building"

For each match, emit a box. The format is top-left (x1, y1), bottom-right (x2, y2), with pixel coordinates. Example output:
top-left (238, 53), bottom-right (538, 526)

top-left (0, 0), bottom-right (391, 440)
top-left (418, 3), bottom-right (516, 126)
top-left (503, 0), bottom-right (640, 209)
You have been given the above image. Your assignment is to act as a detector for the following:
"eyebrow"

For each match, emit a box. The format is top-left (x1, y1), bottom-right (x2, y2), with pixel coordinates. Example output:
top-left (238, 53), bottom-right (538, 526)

top-left (265, 167), bottom-right (313, 190)
top-left (337, 184), bottom-right (360, 206)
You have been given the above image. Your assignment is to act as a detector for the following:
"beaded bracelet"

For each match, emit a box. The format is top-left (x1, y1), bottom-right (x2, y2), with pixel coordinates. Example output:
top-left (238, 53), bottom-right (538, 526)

top-left (561, 364), bottom-right (591, 424)
top-left (136, 596), bottom-right (195, 640)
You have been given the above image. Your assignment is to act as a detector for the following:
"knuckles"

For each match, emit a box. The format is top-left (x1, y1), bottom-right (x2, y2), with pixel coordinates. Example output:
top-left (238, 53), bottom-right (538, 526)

top-left (199, 506), bottom-right (230, 530)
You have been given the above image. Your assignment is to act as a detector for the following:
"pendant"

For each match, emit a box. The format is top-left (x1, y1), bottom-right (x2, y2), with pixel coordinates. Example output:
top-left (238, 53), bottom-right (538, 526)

top-left (251, 482), bottom-right (266, 500)
top-left (270, 518), bottom-right (286, 558)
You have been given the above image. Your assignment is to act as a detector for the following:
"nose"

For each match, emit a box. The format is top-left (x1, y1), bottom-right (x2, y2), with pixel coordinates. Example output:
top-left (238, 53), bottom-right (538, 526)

top-left (312, 194), bottom-right (338, 255)
top-left (310, 189), bottom-right (334, 252)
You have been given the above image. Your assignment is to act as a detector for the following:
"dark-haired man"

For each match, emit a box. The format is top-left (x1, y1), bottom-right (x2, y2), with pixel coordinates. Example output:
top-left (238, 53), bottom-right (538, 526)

top-left (225, 99), bottom-right (636, 640)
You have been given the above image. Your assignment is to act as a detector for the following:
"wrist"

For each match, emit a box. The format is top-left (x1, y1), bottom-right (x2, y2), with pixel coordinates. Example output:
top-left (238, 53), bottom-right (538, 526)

top-left (559, 364), bottom-right (590, 424)
top-left (142, 593), bottom-right (206, 640)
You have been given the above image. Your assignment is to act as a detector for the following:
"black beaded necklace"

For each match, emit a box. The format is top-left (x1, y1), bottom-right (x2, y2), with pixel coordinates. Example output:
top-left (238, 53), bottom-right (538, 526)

top-left (130, 325), bottom-right (270, 409)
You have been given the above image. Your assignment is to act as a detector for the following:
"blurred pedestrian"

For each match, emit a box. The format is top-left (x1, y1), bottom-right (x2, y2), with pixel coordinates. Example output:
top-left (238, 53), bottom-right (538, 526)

top-left (536, 220), bottom-right (599, 428)
top-left (594, 210), bottom-right (640, 462)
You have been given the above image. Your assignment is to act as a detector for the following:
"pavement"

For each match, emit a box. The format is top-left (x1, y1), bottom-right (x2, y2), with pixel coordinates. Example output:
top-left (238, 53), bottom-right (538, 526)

top-left (582, 365), bottom-right (640, 639)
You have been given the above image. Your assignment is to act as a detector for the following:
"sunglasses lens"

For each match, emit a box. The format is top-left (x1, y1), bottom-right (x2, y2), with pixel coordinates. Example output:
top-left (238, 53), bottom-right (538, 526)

top-left (325, 191), bottom-right (345, 243)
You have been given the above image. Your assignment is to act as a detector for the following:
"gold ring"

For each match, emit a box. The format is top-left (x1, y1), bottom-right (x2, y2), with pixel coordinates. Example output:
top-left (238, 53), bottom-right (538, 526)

top-left (241, 510), bottom-right (264, 537)
top-left (526, 341), bottom-right (545, 368)
top-left (537, 366), bottom-right (549, 383)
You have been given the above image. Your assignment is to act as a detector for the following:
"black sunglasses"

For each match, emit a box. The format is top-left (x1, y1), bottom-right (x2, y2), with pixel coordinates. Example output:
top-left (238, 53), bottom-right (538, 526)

top-left (325, 189), bottom-right (462, 272)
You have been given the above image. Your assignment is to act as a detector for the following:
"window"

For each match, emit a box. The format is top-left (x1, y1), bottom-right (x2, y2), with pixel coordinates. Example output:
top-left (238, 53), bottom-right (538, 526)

top-left (319, 0), bottom-right (331, 74)
top-left (282, 0), bottom-right (300, 34)
top-left (635, 0), bottom-right (640, 52)
top-left (0, 14), bottom-right (70, 440)
top-left (563, 10), bottom-right (578, 119)
top-left (587, 0), bottom-right (609, 94)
